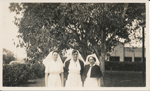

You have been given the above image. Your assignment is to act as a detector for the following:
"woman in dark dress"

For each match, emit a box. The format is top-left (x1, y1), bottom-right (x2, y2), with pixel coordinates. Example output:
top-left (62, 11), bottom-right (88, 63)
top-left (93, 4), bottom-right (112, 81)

top-left (82, 54), bottom-right (102, 87)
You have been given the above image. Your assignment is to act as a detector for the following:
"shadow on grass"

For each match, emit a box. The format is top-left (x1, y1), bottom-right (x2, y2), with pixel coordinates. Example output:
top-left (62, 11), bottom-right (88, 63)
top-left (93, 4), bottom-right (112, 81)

top-left (18, 78), bottom-right (45, 87)
top-left (22, 80), bottom-right (37, 84)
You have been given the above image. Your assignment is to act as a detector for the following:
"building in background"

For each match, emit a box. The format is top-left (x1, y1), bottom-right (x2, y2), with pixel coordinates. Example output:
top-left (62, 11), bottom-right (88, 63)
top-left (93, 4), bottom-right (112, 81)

top-left (107, 44), bottom-right (146, 62)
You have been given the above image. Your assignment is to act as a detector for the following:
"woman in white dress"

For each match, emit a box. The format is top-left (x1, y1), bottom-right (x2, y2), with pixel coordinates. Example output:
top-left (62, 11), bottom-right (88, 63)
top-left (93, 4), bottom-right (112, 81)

top-left (82, 54), bottom-right (102, 87)
top-left (43, 51), bottom-right (64, 87)
top-left (64, 49), bottom-right (84, 87)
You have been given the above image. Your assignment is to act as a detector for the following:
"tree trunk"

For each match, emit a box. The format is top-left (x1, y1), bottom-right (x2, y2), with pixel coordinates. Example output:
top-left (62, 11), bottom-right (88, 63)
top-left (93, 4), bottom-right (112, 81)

top-left (93, 45), bottom-right (100, 57)
top-left (100, 29), bottom-right (106, 86)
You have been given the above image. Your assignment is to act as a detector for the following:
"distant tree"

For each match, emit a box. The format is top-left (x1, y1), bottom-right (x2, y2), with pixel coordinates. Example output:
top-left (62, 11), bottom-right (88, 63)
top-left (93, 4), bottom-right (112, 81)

top-left (3, 48), bottom-right (16, 64)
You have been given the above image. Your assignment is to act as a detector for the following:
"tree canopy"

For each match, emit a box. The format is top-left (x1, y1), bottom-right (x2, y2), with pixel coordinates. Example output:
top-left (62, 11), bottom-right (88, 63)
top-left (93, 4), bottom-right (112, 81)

top-left (9, 3), bottom-right (145, 61)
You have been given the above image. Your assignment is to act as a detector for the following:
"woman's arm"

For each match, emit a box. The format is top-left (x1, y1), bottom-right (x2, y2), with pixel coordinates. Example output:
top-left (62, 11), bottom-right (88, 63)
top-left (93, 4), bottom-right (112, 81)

top-left (45, 73), bottom-right (48, 87)
top-left (97, 77), bottom-right (101, 87)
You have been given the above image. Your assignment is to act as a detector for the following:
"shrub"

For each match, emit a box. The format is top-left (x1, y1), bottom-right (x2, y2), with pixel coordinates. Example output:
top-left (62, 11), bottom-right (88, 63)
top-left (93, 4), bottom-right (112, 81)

top-left (3, 62), bottom-right (45, 86)
top-left (28, 70), bottom-right (38, 79)
top-left (30, 63), bottom-right (45, 78)
top-left (105, 61), bottom-right (143, 71)
top-left (3, 64), bottom-right (30, 86)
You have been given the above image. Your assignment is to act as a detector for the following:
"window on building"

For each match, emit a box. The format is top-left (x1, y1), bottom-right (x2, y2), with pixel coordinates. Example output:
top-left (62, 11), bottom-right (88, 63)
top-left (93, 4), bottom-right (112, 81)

top-left (141, 58), bottom-right (146, 62)
top-left (124, 57), bottom-right (132, 62)
top-left (134, 57), bottom-right (142, 62)
top-left (110, 56), bottom-right (120, 61)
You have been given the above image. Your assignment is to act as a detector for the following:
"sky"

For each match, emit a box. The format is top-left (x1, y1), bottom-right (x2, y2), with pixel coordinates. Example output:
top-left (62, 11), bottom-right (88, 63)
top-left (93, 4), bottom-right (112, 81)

top-left (0, 2), bottom-right (147, 60)
top-left (1, 2), bottom-right (27, 60)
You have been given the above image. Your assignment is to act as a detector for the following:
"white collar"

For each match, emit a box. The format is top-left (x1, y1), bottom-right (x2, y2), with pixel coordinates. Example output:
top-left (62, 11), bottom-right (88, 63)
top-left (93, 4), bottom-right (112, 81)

top-left (70, 59), bottom-right (79, 63)
top-left (90, 63), bottom-right (96, 67)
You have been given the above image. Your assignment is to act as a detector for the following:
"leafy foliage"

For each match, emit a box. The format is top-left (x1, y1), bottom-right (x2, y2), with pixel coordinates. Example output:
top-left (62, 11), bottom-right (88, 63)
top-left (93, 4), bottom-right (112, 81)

top-left (3, 64), bottom-right (30, 86)
top-left (3, 48), bottom-right (16, 64)
top-left (9, 3), bottom-right (145, 62)
top-left (30, 62), bottom-right (45, 78)
top-left (3, 63), bottom-right (45, 86)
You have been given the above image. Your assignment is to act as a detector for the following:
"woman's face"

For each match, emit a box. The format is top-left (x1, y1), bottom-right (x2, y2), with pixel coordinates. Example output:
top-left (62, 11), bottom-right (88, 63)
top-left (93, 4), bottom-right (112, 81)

top-left (72, 52), bottom-right (78, 61)
top-left (88, 56), bottom-right (95, 65)
top-left (52, 52), bottom-right (58, 61)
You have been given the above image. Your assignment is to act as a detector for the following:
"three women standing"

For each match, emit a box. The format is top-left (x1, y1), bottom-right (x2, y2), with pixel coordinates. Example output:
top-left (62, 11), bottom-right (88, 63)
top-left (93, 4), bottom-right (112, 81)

top-left (43, 50), bottom-right (102, 87)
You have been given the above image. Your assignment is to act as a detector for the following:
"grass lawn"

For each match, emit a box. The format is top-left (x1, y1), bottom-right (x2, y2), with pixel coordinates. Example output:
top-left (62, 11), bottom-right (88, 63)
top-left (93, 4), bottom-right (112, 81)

top-left (13, 78), bottom-right (45, 87)
top-left (7, 71), bottom-right (145, 87)
top-left (104, 71), bottom-right (145, 87)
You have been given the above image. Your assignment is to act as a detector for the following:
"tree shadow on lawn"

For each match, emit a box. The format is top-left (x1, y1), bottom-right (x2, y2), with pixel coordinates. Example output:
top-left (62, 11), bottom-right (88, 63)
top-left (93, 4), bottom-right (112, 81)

top-left (18, 80), bottom-right (38, 86)
top-left (104, 71), bottom-right (145, 87)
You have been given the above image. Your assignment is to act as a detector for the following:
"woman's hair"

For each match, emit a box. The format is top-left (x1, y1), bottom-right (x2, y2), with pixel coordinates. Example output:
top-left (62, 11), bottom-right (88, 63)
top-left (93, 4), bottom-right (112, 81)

top-left (88, 56), bottom-right (96, 62)
top-left (72, 49), bottom-right (78, 54)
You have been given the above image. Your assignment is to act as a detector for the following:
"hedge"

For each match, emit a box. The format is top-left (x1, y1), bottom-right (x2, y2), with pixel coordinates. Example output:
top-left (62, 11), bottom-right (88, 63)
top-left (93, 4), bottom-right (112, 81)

top-left (3, 64), bottom-right (30, 86)
top-left (105, 61), bottom-right (143, 71)
top-left (30, 63), bottom-right (45, 78)
top-left (3, 63), bottom-right (45, 86)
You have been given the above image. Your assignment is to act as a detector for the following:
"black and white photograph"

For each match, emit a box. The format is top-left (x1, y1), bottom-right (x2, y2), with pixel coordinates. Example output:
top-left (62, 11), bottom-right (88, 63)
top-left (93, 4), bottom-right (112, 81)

top-left (0, 0), bottom-right (149, 90)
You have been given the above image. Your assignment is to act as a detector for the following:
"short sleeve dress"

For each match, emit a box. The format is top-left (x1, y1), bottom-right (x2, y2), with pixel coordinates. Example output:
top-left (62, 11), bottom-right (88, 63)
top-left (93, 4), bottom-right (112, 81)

top-left (45, 60), bottom-right (63, 87)
top-left (64, 59), bottom-right (84, 87)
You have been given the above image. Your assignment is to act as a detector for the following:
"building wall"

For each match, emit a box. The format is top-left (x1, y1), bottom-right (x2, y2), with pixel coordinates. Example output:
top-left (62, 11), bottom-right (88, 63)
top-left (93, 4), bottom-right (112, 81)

top-left (109, 44), bottom-right (146, 62)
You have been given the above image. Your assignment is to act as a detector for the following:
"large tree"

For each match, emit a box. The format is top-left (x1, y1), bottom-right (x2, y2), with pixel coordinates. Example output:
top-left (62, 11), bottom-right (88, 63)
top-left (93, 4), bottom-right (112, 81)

top-left (9, 3), bottom-right (145, 86)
